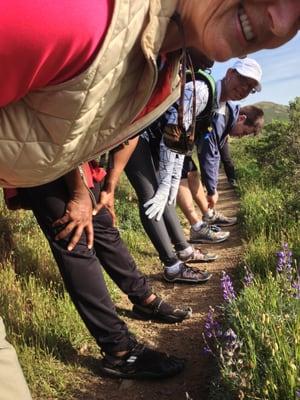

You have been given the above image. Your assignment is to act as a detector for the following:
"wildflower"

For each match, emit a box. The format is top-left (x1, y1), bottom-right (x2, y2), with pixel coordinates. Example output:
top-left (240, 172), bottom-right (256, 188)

top-left (221, 271), bottom-right (236, 302)
top-left (296, 389), bottom-right (300, 398)
top-left (243, 266), bottom-right (254, 286)
top-left (224, 328), bottom-right (238, 342)
top-left (204, 306), bottom-right (222, 339)
top-left (276, 243), bottom-right (293, 279)
top-left (203, 345), bottom-right (213, 355)
top-left (203, 306), bottom-right (222, 355)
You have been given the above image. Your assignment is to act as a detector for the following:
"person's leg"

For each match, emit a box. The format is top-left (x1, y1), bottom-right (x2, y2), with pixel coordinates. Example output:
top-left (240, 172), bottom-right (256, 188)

top-left (93, 206), bottom-right (192, 323)
top-left (0, 317), bottom-right (32, 400)
top-left (19, 180), bottom-right (132, 355)
top-left (125, 137), bottom-right (214, 283)
top-left (220, 140), bottom-right (236, 183)
top-left (125, 137), bottom-right (181, 266)
top-left (178, 162), bottom-right (230, 244)
top-left (19, 181), bottom-right (186, 379)
top-left (177, 178), bottom-right (200, 225)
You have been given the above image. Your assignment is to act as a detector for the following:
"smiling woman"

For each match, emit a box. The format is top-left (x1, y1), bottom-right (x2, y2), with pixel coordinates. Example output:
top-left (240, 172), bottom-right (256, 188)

top-left (0, 0), bottom-right (299, 187)
top-left (171, 0), bottom-right (300, 61)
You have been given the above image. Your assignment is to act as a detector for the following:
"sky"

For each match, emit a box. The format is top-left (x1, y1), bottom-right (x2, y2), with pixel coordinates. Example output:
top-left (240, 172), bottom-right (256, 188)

top-left (211, 32), bottom-right (300, 106)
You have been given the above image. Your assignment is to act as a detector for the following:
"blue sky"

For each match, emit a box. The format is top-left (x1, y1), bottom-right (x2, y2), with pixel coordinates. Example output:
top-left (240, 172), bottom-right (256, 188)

top-left (211, 32), bottom-right (300, 106)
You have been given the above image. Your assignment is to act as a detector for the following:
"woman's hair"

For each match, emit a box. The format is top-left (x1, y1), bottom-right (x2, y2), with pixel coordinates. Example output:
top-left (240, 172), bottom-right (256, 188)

top-left (240, 105), bottom-right (264, 127)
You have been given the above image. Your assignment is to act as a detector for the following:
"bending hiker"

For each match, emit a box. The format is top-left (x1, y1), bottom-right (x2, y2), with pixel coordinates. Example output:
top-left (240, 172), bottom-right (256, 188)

top-left (177, 58), bottom-right (262, 245)
top-left (198, 59), bottom-right (264, 221)
top-left (125, 74), bottom-right (222, 284)
top-left (220, 104), bottom-right (265, 187)
top-left (0, 1), bottom-right (299, 187)
top-left (3, 145), bottom-right (191, 380)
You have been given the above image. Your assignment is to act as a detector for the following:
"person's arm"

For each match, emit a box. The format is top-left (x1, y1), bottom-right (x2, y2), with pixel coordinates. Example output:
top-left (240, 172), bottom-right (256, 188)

top-left (144, 80), bottom-right (209, 220)
top-left (166, 80), bottom-right (209, 130)
top-left (199, 131), bottom-right (220, 202)
top-left (53, 167), bottom-right (94, 251)
top-left (93, 137), bottom-right (139, 224)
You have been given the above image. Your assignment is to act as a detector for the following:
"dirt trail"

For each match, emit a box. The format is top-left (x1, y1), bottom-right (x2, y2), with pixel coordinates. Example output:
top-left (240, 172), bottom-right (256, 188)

top-left (75, 174), bottom-right (243, 400)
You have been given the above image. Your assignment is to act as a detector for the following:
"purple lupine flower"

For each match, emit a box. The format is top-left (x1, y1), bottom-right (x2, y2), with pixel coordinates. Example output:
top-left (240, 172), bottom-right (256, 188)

top-left (204, 306), bottom-right (222, 339)
top-left (203, 345), bottom-right (213, 355)
top-left (221, 271), bottom-right (236, 302)
top-left (223, 328), bottom-right (242, 357)
top-left (296, 389), bottom-right (300, 398)
top-left (243, 266), bottom-right (254, 287)
top-left (203, 307), bottom-right (223, 355)
top-left (223, 328), bottom-right (238, 342)
top-left (276, 243), bottom-right (293, 279)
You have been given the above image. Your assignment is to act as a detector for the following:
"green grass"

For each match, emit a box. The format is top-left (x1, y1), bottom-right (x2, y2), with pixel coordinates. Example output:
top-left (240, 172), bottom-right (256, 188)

top-left (209, 98), bottom-right (300, 400)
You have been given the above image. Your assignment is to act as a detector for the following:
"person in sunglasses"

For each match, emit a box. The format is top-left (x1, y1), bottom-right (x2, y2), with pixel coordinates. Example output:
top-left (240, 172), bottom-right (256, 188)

top-left (0, 1), bottom-right (299, 188)
top-left (177, 58), bottom-right (263, 244)
top-left (197, 58), bottom-right (262, 224)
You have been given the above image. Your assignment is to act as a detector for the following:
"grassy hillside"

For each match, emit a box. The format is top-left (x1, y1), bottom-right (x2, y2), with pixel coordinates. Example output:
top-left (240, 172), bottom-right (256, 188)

top-left (252, 101), bottom-right (289, 124)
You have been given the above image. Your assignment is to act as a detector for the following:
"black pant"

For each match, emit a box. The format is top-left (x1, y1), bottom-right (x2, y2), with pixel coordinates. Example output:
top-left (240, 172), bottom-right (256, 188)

top-left (125, 136), bottom-right (189, 266)
top-left (220, 140), bottom-right (235, 181)
top-left (19, 178), bottom-right (152, 354)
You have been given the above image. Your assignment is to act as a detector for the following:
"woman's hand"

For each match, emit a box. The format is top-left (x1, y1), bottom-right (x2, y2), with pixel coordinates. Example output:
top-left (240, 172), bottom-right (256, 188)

top-left (52, 168), bottom-right (94, 251)
top-left (53, 189), bottom-right (94, 251)
top-left (93, 185), bottom-right (116, 226)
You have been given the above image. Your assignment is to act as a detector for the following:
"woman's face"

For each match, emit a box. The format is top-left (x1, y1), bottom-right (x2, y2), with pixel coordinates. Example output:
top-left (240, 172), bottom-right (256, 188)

top-left (189, 0), bottom-right (300, 61)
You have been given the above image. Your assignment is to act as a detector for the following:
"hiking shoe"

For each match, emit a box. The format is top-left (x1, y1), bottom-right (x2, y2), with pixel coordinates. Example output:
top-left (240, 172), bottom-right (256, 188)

top-left (228, 178), bottom-right (238, 188)
top-left (178, 246), bottom-right (218, 262)
top-left (132, 296), bottom-right (192, 323)
top-left (189, 223), bottom-right (230, 244)
top-left (99, 342), bottom-right (185, 379)
top-left (203, 210), bottom-right (237, 227)
top-left (164, 263), bottom-right (212, 284)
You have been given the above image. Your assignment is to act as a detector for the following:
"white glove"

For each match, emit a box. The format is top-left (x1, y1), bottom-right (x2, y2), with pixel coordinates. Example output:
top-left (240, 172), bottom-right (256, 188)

top-left (143, 182), bottom-right (170, 221)
top-left (143, 140), bottom-right (176, 221)
top-left (168, 154), bottom-right (185, 205)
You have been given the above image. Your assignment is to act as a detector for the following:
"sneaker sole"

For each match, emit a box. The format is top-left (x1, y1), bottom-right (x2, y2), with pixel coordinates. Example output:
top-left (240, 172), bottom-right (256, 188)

top-left (99, 363), bottom-right (184, 379)
top-left (186, 255), bottom-right (218, 263)
top-left (188, 236), bottom-right (229, 244)
top-left (164, 273), bottom-right (212, 284)
top-left (205, 220), bottom-right (237, 227)
top-left (179, 254), bottom-right (218, 263)
top-left (131, 306), bottom-right (191, 324)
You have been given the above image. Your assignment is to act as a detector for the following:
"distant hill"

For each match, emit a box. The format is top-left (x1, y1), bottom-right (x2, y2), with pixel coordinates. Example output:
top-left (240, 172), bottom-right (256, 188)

top-left (251, 101), bottom-right (289, 124)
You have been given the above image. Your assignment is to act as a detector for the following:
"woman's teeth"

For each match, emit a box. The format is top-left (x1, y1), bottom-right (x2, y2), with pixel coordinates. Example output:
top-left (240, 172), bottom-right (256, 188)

top-left (239, 7), bottom-right (255, 41)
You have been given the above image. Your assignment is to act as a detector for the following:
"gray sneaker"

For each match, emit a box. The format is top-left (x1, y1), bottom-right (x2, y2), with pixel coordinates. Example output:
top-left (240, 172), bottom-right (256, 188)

top-left (164, 263), bottom-right (212, 284)
top-left (203, 210), bottom-right (237, 227)
top-left (178, 246), bottom-right (218, 262)
top-left (189, 223), bottom-right (230, 244)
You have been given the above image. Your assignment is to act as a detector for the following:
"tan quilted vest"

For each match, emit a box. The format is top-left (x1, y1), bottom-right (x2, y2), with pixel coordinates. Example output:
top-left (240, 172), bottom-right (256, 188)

top-left (0, 0), bottom-right (181, 187)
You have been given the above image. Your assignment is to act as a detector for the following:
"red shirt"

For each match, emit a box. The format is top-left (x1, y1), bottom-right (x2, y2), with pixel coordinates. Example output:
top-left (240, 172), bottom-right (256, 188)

top-left (0, 0), bottom-right (113, 107)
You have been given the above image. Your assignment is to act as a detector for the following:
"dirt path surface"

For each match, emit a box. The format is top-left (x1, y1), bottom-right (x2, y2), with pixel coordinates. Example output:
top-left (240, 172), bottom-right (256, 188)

top-left (75, 174), bottom-right (243, 400)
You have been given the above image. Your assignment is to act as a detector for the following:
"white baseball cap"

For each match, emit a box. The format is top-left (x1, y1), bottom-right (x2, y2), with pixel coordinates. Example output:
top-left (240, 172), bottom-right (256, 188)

top-left (232, 58), bottom-right (262, 92)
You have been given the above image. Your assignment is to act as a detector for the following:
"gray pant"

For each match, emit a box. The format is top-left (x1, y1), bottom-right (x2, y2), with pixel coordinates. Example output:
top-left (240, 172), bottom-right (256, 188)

top-left (0, 317), bottom-right (32, 400)
top-left (125, 136), bottom-right (189, 266)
